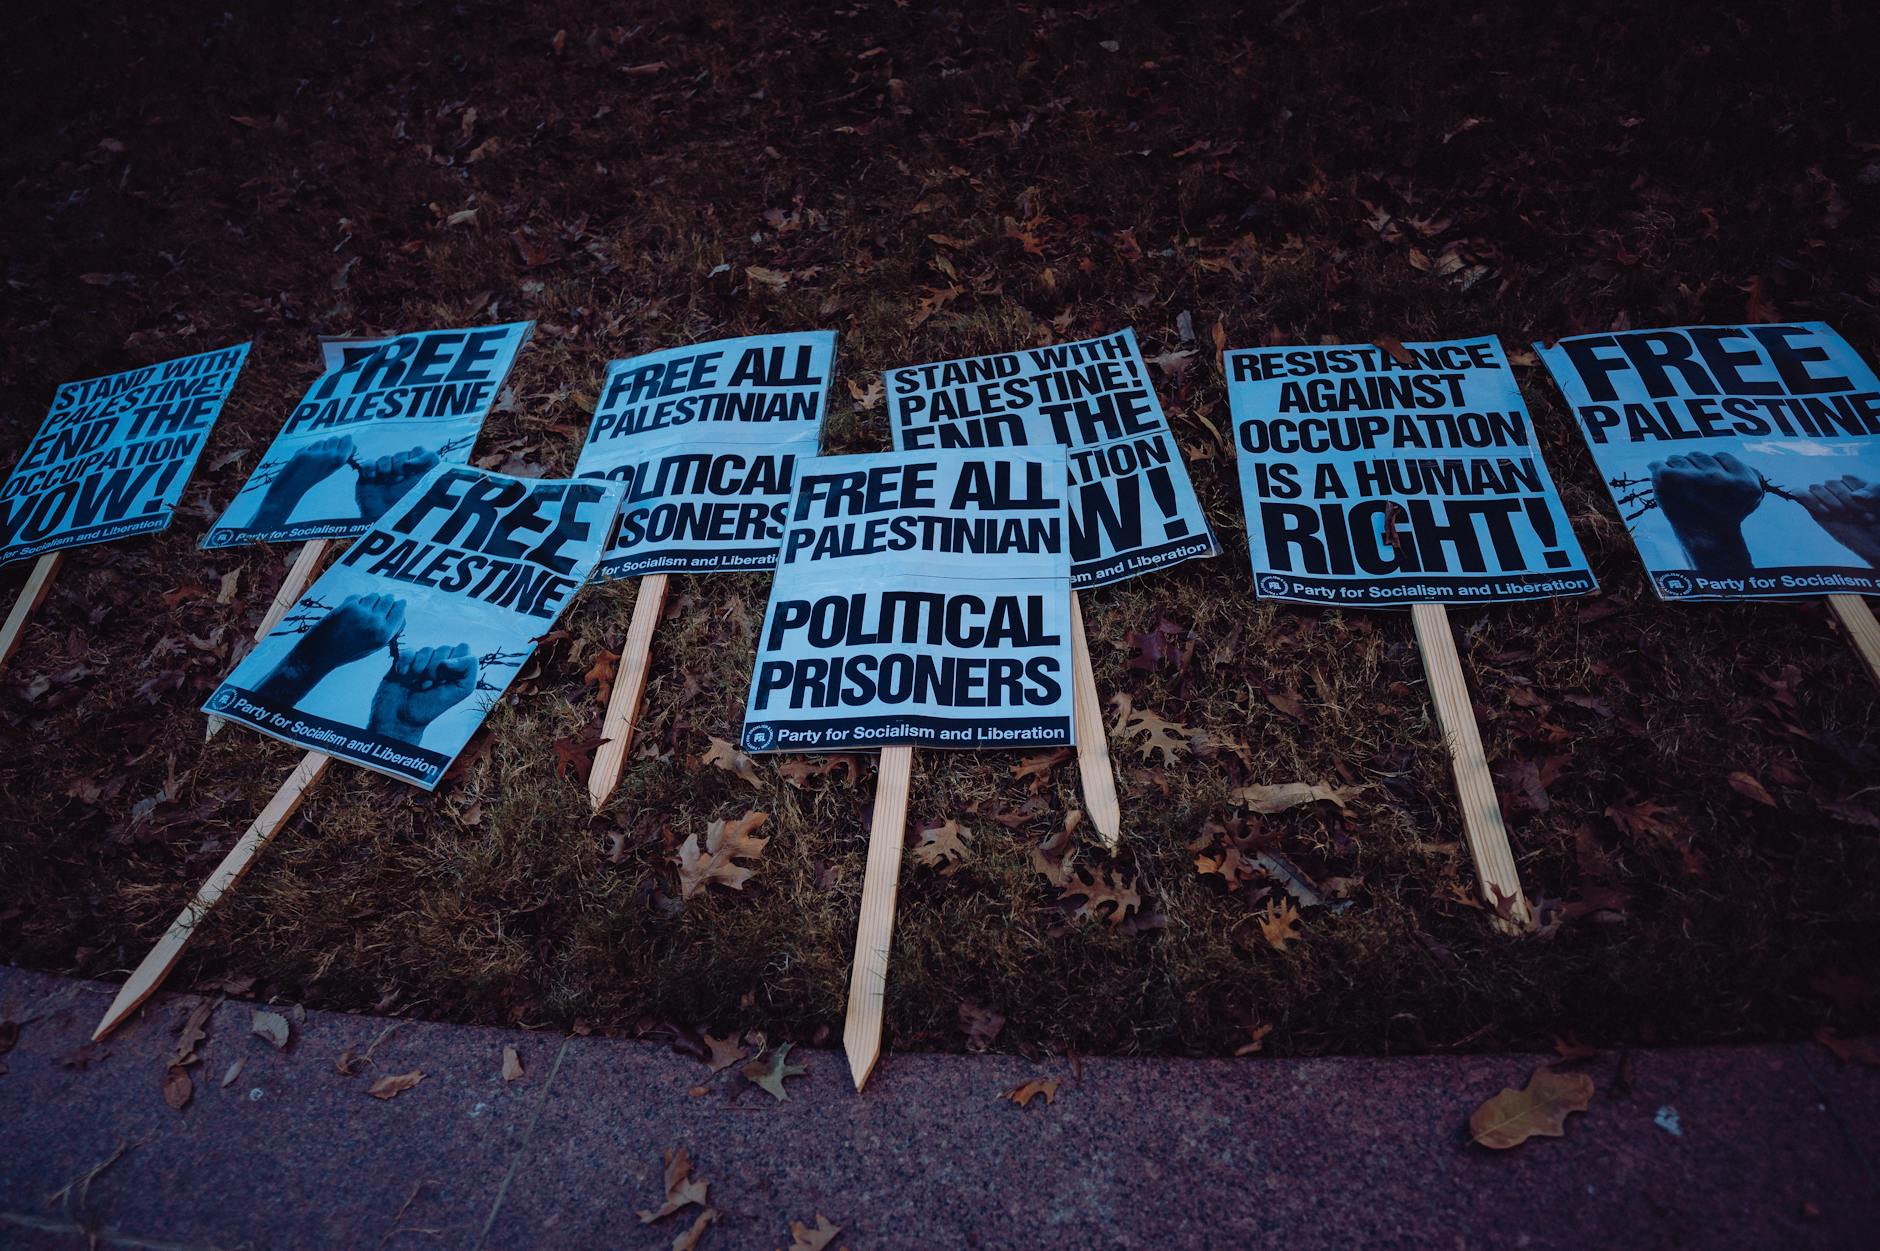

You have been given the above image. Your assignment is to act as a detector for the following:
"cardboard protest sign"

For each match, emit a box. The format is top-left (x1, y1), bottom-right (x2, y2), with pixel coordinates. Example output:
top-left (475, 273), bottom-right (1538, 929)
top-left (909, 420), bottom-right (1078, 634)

top-left (204, 464), bottom-right (621, 788)
top-left (0, 344), bottom-right (249, 565)
top-left (203, 322), bottom-right (532, 548)
top-left (1225, 336), bottom-right (1596, 607)
top-left (575, 330), bottom-right (836, 579)
top-left (1538, 322), bottom-right (1880, 600)
top-left (885, 329), bottom-right (1216, 587)
top-left (741, 448), bottom-right (1074, 754)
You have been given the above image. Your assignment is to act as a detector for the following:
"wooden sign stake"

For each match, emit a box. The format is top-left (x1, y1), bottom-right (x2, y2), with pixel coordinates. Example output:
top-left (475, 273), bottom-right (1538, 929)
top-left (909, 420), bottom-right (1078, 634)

top-left (92, 750), bottom-right (332, 1041)
top-left (843, 744), bottom-right (913, 1092)
top-left (1409, 603), bottom-right (1530, 930)
top-left (207, 541), bottom-right (336, 743)
top-left (1828, 594), bottom-right (1880, 686)
top-left (1068, 591), bottom-right (1121, 848)
top-left (586, 573), bottom-right (670, 813)
top-left (0, 553), bottom-right (64, 675)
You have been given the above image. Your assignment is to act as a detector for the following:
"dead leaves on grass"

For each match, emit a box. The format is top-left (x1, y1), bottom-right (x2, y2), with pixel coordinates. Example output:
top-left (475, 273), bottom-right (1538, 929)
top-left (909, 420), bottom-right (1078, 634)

top-left (1232, 780), bottom-right (1361, 814)
top-left (1468, 1067), bottom-right (1594, 1149)
top-left (675, 811), bottom-right (770, 900)
top-left (702, 737), bottom-right (762, 786)
top-left (1059, 866), bottom-right (1141, 927)
top-left (1109, 694), bottom-right (1194, 765)
top-left (911, 819), bottom-right (974, 875)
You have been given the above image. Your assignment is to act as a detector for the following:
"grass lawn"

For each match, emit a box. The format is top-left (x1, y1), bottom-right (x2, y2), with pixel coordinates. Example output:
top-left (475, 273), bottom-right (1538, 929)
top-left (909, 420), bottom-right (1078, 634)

top-left (1, 0), bottom-right (1876, 1058)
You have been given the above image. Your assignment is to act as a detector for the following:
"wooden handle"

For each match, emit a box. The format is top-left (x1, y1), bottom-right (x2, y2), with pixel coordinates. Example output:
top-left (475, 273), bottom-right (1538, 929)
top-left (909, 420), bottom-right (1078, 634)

top-left (843, 744), bottom-right (913, 1092)
top-left (1410, 603), bottom-right (1530, 930)
top-left (587, 573), bottom-right (669, 813)
top-left (255, 540), bottom-right (333, 642)
top-left (1828, 594), bottom-right (1880, 686)
top-left (1069, 590), bottom-right (1121, 848)
top-left (0, 552), bottom-right (64, 674)
top-left (92, 751), bottom-right (332, 1040)
top-left (208, 541), bottom-right (337, 742)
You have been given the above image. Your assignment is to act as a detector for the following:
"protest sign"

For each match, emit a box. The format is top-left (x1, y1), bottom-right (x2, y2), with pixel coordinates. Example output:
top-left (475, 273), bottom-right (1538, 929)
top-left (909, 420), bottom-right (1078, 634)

top-left (576, 330), bottom-right (836, 578)
top-left (203, 464), bottom-right (620, 789)
top-left (1538, 322), bottom-right (1880, 602)
top-left (741, 447), bottom-right (1074, 754)
top-left (573, 331), bottom-right (837, 810)
top-left (886, 328), bottom-right (1216, 587)
top-left (1226, 336), bottom-right (1595, 607)
top-left (885, 328), bottom-right (1208, 842)
top-left (1224, 335), bottom-right (1571, 927)
top-left (203, 322), bottom-right (531, 548)
top-left (0, 343), bottom-right (249, 566)
top-left (738, 445), bottom-right (1071, 1089)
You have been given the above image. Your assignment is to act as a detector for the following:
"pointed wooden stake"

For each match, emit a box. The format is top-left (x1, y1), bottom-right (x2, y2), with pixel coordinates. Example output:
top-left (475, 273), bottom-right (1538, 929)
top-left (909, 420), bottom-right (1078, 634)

top-left (1828, 594), bottom-right (1880, 686)
top-left (587, 573), bottom-right (670, 813)
top-left (208, 540), bottom-right (336, 743)
top-left (1069, 590), bottom-right (1121, 848)
top-left (0, 553), bottom-right (64, 675)
top-left (844, 744), bottom-right (913, 1092)
top-left (1410, 602), bottom-right (1530, 931)
top-left (254, 540), bottom-right (334, 642)
top-left (92, 750), bottom-right (332, 1041)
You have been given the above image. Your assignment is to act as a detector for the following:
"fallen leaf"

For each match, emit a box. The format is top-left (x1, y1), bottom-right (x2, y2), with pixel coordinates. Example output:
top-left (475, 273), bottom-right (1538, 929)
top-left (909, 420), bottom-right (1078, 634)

top-left (671, 1208), bottom-right (716, 1251)
top-left (959, 1001), bottom-right (1006, 1053)
top-left (1059, 867), bottom-right (1141, 926)
top-left (1815, 1027), bottom-right (1880, 1067)
top-left (1232, 781), bottom-right (1362, 813)
top-left (1727, 771), bottom-right (1777, 807)
top-left (162, 1065), bottom-right (192, 1111)
top-left (251, 1009), bottom-right (291, 1050)
top-left (911, 819), bottom-right (974, 875)
top-left (502, 1046), bottom-right (524, 1082)
top-left (702, 738), bottom-right (762, 787)
top-left (553, 731), bottom-right (604, 781)
top-left (846, 378), bottom-right (884, 409)
top-left (1235, 1023), bottom-right (1274, 1056)
top-left (170, 998), bottom-right (215, 1067)
top-left (1032, 813), bottom-right (1081, 887)
top-left (741, 1042), bottom-right (807, 1101)
top-left (584, 649), bottom-right (618, 704)
top-left (1258, 899), bottom-right (1303, 950)
top-left (1003, 1076), bottom-right (1060, 1108)
top-left (639, 1146), bottom-right (710, 1222)
top-left (1010, 747), bottom-right (1072, 793)
top-left (675, 811), bottom-right (770, 899)
top-left (220, 1057), bottom-right (245, 1088)
top-left (1468, 1068), bottom-right (1594, 1148)
top-left (367, 1070), bottom-right (425, 1099)
top-left (1109, 694), bottom-right (1193, 765)
top-left (701, 1033), bottom-right (747, 1074)
top-left (784, 1214), bottom-right (841, 1251)
top-left (746, 265), bottom-right (791, 289)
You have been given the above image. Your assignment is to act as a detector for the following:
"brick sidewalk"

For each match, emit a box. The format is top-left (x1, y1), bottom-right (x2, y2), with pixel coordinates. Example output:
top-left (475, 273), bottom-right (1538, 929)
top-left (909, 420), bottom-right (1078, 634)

top-left (1, 964), bottom-right (1874, 1249)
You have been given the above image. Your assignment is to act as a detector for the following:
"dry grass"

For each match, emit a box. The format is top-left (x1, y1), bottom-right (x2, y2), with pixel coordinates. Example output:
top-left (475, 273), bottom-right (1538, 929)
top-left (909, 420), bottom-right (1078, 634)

top-left (0, 1), bottom-right (1876, 1057)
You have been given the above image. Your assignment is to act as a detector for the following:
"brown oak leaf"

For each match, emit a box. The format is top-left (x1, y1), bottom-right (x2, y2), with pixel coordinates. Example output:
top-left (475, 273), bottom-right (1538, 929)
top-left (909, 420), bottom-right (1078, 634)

top-left (1232, 781), bottom-right (1362, 813)
top-left (1003, 1076), bottom-right (1061, 1107)
top-left (784, 1214), bottom-right (842, 1251)
top-left (1109, 694), bottom-right (1193, 765)
top-left (701, 737), bottom-right (762, 787)
top-left (911, 820), bottom-right (973, 875)
top-left (675, 811), bottom-right (770, 900)
top-left (1010, 747), bottom-right (1072, 793)
top-left (1060, 867), bottom-right (1141, 926)
top-left (1468, 1067), bottom-right (1594, 1148)
top-left (367, 1070), bottom-right (425, 1099)
top-left (638, 1146), bottom-right (710, 1222)
top-left (741, 1042), bottom-right (807, 1101)
top-left (1258, 899), bottom-right (1302, 950)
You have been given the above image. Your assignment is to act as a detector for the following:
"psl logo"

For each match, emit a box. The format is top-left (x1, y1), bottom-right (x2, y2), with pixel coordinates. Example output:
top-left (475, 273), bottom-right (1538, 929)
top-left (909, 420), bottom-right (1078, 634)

top-left (744, 723), bottom-right (775, 751)
top-left (1258, 575), bottom-right (1291, 597)
top-left (1656, 572), bottom-right (1694, 597)
top-left (209, 687), bottom-right (237, 712)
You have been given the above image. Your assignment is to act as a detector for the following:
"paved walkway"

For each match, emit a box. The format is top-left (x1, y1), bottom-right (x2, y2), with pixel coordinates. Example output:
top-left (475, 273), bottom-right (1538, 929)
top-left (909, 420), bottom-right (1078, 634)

top-left (1, 965), bottom-right (1875, 1249)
